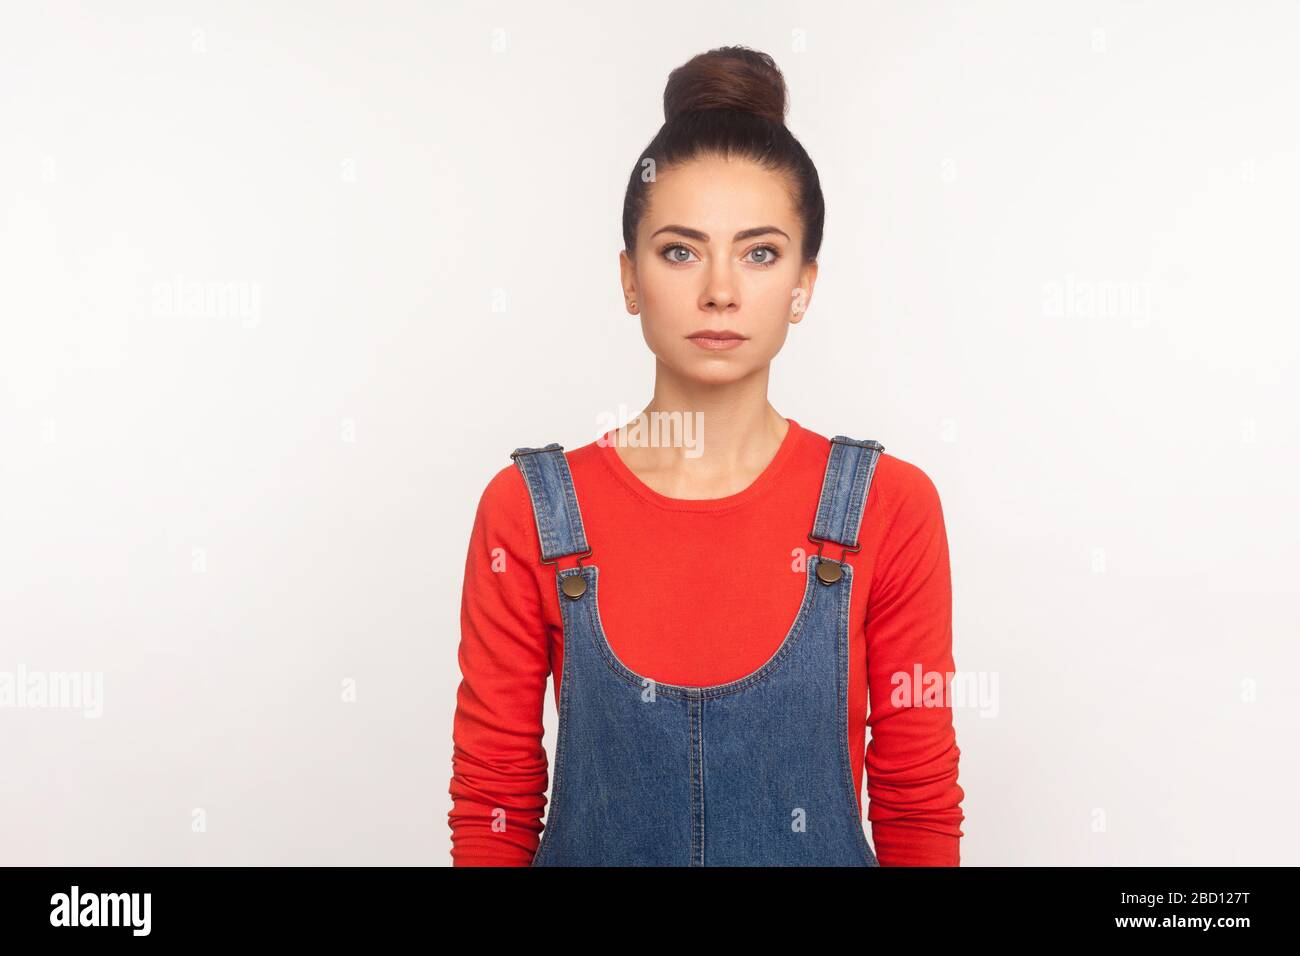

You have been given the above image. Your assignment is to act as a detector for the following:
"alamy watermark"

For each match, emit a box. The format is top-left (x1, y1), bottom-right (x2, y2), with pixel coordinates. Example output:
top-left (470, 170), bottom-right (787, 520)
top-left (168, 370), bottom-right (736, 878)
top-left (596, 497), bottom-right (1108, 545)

top-left (1043, 273), bottom-right (1154, 326)
top-left (0, 665), bottom-right (103, 718)
top-left (151, 275), bottom-right (262, 328)
top-left (891, 666), bottom-right (999, 718)
top-left (50, 885), bottom-right (150, 935)
top-left (596, 406), bottom-right (705, 458)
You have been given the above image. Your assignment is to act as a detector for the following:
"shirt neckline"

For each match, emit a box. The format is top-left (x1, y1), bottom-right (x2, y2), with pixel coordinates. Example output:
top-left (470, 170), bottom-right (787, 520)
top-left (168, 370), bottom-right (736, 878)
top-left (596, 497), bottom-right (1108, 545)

top-left (594, 417), bottom-right (803, 513)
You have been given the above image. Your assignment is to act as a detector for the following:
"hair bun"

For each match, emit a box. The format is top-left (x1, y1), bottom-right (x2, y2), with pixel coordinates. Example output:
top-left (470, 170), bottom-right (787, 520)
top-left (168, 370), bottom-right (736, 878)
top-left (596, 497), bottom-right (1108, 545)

top-left (663, 45), bottom-right (788, 127)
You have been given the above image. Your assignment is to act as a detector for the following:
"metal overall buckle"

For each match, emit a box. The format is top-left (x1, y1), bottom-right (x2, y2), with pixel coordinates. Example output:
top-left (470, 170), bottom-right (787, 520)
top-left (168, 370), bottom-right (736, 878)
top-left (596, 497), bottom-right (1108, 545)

top-left (543, 547), bottom-right (592, 599)
top-left (808, 532), bottom-right (859, 585)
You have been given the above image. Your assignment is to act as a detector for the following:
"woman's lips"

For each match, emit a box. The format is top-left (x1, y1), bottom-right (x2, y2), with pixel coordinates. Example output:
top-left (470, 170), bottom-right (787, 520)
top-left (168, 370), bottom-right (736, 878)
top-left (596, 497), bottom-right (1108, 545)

top-left (688, 336), bottom-right (746, 351)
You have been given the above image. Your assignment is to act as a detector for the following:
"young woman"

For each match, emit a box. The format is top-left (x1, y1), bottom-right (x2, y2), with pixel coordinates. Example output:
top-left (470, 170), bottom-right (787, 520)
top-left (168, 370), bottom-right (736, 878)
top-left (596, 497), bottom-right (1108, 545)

top-left (449, 45), bottom-right (964, 866)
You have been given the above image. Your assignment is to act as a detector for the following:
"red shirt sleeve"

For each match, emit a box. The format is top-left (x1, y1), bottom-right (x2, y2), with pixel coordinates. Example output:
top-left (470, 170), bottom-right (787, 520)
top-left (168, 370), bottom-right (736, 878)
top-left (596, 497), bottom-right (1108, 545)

top-left (447, 465), bottom-right (550, 865)
top-left (864, 460), bottom-right (966, 865)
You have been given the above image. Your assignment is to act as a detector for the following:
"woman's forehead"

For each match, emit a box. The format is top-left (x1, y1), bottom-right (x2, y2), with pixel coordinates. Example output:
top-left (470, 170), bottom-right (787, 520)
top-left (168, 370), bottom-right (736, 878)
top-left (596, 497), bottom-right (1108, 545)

top-left (643, 160), bottom-right (799, 232)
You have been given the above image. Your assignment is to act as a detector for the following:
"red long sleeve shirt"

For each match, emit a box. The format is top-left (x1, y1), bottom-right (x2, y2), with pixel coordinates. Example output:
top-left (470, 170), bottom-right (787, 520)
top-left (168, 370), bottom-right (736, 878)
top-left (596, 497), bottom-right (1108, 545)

top-left (448, 417), bottom-right (965, 866)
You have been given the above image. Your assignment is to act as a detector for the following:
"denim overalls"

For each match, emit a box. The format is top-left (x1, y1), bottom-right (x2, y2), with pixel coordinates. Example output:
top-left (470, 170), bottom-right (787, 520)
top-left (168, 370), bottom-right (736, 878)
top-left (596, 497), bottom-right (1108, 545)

top-left (509, 434), bottom-right (886, 867)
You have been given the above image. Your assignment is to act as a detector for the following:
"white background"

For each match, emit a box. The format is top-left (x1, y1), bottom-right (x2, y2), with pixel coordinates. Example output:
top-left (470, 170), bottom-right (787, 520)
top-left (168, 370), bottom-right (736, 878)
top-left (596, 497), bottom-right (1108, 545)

top-left (1, 0), bottom-right (1296, 865)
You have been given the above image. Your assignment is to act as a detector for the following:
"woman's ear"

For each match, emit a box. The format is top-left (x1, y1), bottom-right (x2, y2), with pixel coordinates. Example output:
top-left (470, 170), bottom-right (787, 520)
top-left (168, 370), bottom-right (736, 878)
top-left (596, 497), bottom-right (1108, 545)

top-left (791, 260), bottom-right (818, 321)
top-left (618, 248), bottom-right (639, 315)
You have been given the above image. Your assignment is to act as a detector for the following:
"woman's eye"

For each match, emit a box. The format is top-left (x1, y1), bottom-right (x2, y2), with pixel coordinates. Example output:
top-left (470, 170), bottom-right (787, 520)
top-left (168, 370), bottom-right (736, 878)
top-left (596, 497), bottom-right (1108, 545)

top-left (660, 243), bottom-right (781, 265)
top-left (662, 244), bottom-right (697, 263)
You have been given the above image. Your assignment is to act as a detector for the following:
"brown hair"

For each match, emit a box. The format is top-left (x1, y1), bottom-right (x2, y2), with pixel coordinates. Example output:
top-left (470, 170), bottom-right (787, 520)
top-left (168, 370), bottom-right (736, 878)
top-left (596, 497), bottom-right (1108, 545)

top-left (621, 45), bottom-right (825, 263)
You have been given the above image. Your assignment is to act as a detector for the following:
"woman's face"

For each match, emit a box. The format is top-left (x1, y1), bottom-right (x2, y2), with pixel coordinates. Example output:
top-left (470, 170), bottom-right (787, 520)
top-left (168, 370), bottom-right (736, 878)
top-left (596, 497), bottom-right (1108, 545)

top-left (620, 153), bottom-right (817, 385)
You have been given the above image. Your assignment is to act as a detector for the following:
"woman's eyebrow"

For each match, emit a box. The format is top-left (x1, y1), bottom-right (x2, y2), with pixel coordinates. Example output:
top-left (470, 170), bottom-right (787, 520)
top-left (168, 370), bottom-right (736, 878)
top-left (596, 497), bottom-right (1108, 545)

top-left (649, 224), bottom-right (790, 242)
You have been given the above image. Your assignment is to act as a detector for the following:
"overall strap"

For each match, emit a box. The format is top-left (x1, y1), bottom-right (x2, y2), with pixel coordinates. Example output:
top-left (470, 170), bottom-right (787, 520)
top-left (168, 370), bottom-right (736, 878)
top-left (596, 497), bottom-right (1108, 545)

top-left (810, 436), bottom-right (886, 551)
top-left (509, 443), bottom-right (591, 563)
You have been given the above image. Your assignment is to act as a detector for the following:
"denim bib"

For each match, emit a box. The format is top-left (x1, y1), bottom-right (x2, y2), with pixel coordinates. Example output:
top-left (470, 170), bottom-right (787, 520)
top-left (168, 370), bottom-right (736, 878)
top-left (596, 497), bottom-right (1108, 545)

top-left (509, 434), bottom-right (885, 866)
